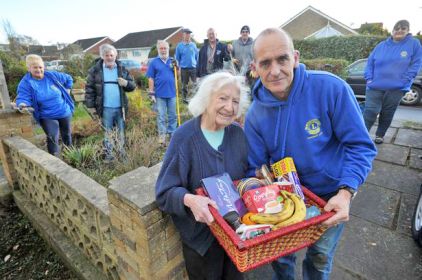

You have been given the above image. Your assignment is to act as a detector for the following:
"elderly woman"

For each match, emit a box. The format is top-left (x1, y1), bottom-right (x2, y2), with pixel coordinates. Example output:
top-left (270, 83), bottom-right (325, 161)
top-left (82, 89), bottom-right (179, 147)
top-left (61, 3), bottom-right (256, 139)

top-left (155, 71), bottom-right (250, 279)
top-left (16, 54), bottom-right (74, 156)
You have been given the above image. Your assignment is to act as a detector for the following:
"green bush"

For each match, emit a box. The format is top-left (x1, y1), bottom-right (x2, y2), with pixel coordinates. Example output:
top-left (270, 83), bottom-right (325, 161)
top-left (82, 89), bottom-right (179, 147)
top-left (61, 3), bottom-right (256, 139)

top-left (294, 35), bottom-right (386, 62)
top-left (64, 54), bottom-right (95, 81)
top-left (0, 50), bottom-right (27, 101)
top-left (301, 58), bottom-right (350, 78)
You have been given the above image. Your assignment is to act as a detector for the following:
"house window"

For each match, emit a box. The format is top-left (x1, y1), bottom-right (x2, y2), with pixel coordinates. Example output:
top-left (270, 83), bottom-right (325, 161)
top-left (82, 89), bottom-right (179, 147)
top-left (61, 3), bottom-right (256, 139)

top-left (119, 51), bottom-right (128, 58)
top-left (132, 50), bottom-right (141, 57)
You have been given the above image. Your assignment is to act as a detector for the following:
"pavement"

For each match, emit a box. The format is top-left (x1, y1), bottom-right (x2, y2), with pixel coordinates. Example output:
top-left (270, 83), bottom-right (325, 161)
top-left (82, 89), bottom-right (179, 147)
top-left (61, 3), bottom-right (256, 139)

top-left (1, 119), bottom-right (421, 280)
top-left (245, 119), bottom-right (422, 280)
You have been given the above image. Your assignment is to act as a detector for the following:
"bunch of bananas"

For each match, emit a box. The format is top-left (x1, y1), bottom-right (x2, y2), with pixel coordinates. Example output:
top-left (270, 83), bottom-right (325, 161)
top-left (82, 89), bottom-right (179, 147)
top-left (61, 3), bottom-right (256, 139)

top-left (249, 190), bottom-right (307, 230)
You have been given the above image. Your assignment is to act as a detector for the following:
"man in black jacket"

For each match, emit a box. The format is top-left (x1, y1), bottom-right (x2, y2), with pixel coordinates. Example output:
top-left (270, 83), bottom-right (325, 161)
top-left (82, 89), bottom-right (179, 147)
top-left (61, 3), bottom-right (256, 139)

top-left (196, 28), bottom-right (231, 78)
top-left (85, 44), bottom-right (136, 161)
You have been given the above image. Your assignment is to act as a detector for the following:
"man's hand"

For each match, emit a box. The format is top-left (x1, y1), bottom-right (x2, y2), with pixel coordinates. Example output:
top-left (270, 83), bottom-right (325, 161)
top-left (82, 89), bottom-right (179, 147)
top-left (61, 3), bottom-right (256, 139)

top-left (184, 194), bottom-right (218, 225)
top-left (149, 95), bottom-right (156, 103)
top-left (117, 77), bottom-right (128, 87)
top-left (322, 189), bottom-right (352, 227)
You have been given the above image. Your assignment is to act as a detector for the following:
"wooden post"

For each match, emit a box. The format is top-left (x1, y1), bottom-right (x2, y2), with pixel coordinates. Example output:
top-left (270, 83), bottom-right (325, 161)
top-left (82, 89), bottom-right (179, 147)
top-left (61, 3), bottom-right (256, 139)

top-left (0, 60), bottom-right (12, 109)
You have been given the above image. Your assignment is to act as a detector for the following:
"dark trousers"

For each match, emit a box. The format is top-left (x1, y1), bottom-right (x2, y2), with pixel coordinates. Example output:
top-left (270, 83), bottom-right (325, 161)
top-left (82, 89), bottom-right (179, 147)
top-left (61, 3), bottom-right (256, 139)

top-left (40, 116), bottom-right (72, 156)
top-left (180, 68), bottom-right (197, 99)
top-left (182, 240), bottom-right (243, 280)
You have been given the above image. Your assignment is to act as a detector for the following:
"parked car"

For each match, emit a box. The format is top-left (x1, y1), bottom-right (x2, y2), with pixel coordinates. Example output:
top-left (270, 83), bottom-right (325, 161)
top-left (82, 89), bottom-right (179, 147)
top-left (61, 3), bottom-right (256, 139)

top-left (412, 184), bottom-right (422, 247)
top-left (119, 59), bottom-right (142, 72)
top-left (345, 58), bottom-right (422, 106)
top-left (45, 60), bottom-right (67, 71)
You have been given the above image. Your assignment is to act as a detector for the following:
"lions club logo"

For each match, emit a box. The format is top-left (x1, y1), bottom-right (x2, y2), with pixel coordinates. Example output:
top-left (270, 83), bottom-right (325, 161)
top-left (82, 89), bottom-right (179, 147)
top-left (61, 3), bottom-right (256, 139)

top-left (400, 51), bottom-right (408, 58)
top-left (305, 119), bottom-right (322, 139)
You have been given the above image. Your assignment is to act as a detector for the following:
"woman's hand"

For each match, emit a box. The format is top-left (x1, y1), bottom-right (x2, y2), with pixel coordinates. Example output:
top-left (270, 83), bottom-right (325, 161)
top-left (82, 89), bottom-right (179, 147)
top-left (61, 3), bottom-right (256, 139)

top-left (184, 193), bottom-right (218, 225)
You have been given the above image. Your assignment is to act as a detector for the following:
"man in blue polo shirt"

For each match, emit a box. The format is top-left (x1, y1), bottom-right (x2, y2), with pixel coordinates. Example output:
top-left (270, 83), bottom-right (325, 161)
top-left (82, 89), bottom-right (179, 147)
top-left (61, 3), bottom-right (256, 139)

top-left (146, 40), bottom-right (177, 146)
top-left (175, 28), bottom-right (198, 103)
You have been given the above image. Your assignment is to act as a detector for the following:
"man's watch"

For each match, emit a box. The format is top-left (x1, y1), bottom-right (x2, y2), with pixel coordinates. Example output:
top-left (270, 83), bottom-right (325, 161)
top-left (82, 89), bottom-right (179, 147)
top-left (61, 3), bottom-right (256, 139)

top-left (339, 186), bottom-right (357, 200)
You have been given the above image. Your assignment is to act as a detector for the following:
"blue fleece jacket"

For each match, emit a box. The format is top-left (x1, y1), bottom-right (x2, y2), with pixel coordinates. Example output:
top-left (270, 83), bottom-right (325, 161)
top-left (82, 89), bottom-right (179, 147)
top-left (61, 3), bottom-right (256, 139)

top-left (244, 64), bottom-right (377, 196)
top-left (155, 116), bottom-right (248, 255)
top-left (16, 71), bottom-right (74, 122)
top-left (364, 34), bottom-right (422, 91)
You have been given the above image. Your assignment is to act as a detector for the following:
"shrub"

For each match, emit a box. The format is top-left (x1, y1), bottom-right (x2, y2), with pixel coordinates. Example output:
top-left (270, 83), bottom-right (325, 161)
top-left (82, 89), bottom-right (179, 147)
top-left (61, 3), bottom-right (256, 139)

top-left (64, 54), bottom-right (95, 81)
top-left (0, 50), bottom-right (27, 101)
top-left (301, 58), bottom-right (350, 78)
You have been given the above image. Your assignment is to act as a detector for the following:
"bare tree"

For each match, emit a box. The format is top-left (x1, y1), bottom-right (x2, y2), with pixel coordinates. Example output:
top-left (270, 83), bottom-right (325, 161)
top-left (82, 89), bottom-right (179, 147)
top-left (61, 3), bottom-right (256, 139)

top-left (3, 19), bottom-right (39, 59)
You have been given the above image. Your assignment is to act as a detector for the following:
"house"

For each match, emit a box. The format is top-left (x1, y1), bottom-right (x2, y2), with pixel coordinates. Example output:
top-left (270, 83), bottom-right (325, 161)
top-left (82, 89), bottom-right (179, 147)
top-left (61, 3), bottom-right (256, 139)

top-left (113, 27), bottom-right (183, 63)
top-left (280, 6), bottom-right (358, 40)
top-left (72, 36), bottom-right (115, 56)
top-left (27, 45), bottom-right (60, 60)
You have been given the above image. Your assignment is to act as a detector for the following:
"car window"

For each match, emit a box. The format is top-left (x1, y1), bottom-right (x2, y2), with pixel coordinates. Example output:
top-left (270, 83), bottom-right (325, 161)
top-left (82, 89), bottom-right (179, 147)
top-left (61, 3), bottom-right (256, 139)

top-left (348, 60), bottom-right (367, 75)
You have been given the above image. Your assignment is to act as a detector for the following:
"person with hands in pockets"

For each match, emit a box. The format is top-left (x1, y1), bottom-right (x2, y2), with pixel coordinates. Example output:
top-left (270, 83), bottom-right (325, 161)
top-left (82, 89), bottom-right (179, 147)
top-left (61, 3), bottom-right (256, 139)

top-left (155, 71), bottom-right (250, 280)
top-left (16, 54), bottom-right (74, 156)
top-left (85, 44), bottom-right (136, 161)
top-left (244, 28), bottom-right (377, 280)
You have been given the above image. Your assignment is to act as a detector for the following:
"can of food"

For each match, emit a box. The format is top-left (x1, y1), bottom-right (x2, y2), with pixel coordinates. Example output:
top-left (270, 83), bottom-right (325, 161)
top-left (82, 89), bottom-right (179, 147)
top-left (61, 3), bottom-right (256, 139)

top-left (271, 157), bottom-right (304, 200)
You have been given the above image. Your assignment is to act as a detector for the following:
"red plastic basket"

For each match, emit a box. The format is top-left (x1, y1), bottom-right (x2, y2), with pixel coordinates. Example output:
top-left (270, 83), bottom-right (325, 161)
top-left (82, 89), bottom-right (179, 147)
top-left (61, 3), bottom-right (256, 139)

top-left (196, 186), bottom-right (335, 272)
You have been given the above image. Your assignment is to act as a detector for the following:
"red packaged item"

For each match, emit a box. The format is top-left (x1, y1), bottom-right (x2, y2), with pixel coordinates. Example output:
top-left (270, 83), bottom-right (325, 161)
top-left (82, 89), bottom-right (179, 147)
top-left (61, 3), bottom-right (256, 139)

top-left (242, 184), bottom-right (281, 213)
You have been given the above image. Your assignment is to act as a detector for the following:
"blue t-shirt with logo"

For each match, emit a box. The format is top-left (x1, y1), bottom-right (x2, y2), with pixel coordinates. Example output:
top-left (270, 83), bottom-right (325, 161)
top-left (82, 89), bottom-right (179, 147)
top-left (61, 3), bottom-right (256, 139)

top-left (32, 77), bottom-right (71, 119)
top-left (146, 57), bottom-right (176, 98)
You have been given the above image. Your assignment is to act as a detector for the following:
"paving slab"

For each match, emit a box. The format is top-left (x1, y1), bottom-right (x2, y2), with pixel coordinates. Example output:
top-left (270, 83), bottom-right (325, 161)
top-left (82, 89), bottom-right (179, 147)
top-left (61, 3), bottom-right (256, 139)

top-left (369, 126), bottom-right (397, 144)
top-left (351, 183), bottom-right (400, 229)
top-left (409, 148), bottom-right (422, 170)
top-left (395, 128), bottom-right (422, 149)
top-left (374, 143), bottom-right (409, 166)
top-left (397, 193), bottom-right (418, 237)
top-left (336, 216), bottom-right (422, 280)
top-left (366, 160), bottom-right (422, 196)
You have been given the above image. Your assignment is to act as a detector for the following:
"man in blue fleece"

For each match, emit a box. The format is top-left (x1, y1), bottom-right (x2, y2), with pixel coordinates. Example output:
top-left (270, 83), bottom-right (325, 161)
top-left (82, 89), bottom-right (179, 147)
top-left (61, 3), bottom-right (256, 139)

top-left (244, 28), bottom-right (377, 280)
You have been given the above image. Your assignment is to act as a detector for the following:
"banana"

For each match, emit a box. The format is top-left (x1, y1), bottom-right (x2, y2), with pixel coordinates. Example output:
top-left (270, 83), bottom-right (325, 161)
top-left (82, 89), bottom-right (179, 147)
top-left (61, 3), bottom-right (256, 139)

top-left (250, 196), bottom-right (294, 225)
top-left (272, 192), bottom-right (306, 230)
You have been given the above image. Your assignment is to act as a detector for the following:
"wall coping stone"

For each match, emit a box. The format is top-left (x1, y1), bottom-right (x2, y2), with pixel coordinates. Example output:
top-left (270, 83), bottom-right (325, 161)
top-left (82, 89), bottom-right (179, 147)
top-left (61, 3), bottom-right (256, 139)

top-left (108, 162), bottom-right (162, 215)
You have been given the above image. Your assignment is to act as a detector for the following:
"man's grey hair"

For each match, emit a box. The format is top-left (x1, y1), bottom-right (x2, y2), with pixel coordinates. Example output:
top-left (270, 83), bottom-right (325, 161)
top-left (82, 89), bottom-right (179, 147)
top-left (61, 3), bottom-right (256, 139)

top-left (188, 71), bottom-right (250, 118)
top-left (157, 40), bottom-right (169, 48)
top-left (252, 28), bottom-right (295, 58)
top-left (99, 44), bottom-right (117, 58)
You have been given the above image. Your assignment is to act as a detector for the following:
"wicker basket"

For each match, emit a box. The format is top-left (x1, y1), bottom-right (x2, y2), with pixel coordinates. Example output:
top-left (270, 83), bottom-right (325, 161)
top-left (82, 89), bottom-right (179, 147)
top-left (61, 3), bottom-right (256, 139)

top-left (196, 186), bottom-right (335, 272)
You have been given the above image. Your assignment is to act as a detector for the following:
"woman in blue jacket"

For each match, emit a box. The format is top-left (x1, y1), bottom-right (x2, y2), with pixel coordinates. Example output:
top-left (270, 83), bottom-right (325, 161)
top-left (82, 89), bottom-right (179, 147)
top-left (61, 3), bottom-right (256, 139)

top-left (364, 20), bottom-right (422, 144)
top-left (155, 72), bottom-right (250, 279)
top-left (16, 54), bottom-right (74, 156)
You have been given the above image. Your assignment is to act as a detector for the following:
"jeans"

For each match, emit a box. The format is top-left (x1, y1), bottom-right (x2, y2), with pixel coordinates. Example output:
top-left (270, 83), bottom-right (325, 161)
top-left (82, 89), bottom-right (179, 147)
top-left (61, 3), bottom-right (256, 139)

top-left (40, 116), bottom-right (72, 156)
top-left (272, 192), bottom-right (345, 280)
top-left (181, 68), bottom-right (197, 99)
top-left (156, 97), bottom-right (177, 137)
top-left (363, 89), bottom-right (403, 138)
top-left (182, 240), bottom-right (243, 280)
top-left (102, 107), bottom-right (125, 159)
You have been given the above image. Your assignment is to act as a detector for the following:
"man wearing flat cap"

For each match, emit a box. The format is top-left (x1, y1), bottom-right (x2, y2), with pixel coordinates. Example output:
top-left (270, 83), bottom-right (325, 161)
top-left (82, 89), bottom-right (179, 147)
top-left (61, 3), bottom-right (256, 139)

top-left (175, 28), bottom-right (199, 103)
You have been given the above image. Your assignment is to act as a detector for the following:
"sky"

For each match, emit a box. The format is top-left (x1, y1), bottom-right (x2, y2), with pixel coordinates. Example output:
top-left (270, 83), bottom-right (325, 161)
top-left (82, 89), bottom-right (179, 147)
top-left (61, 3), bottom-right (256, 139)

top-left (1, 0), bottom-right (421, 45)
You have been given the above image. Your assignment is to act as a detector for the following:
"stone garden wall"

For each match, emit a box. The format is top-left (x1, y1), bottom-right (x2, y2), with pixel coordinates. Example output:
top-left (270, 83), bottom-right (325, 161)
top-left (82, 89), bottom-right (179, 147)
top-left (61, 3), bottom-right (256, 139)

top-left (1, 127), bottom-right (186, 279)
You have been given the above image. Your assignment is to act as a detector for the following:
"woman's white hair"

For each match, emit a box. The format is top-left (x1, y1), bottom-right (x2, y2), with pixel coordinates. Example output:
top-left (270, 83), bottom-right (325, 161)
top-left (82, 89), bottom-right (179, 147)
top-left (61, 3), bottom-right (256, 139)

top-left (25, 54), bottom-right (43, 68)
top-left (188, 71), bottom-right (250, 118)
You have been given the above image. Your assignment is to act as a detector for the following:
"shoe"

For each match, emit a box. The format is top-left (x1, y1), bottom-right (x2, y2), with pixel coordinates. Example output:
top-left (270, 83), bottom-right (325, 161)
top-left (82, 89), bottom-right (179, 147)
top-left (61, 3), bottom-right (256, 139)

top-left (374, 136), bottom-right (384, 144)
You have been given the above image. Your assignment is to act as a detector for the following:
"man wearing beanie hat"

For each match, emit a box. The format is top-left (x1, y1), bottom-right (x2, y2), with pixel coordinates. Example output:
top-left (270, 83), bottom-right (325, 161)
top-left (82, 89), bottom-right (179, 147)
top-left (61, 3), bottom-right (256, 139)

top-left (228, 25), bottom-right (254, 76)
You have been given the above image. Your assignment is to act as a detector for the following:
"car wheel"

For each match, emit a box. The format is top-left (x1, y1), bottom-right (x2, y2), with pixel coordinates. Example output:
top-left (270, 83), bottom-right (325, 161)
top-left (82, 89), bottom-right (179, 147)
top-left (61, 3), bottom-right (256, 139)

top-left (411, 184), bottom-right (422, 247)
top-left (401, 86), bottom-right (421, 106)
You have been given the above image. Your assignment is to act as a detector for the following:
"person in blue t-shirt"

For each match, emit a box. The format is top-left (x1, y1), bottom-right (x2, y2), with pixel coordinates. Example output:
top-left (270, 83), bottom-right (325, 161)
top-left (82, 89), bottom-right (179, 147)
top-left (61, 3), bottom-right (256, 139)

top-left (16, 54), bottom-right (74, 156)
top-left (146, 40), bottom-right (178, 146)
top-left (175, 28), bottom-right (198, 103)
top-left (363, 20), bottom-right (422, 144)
top-left (85, 44), bottom-right (136, 161)
top-left (245, 28), bottom-right (377, 280)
